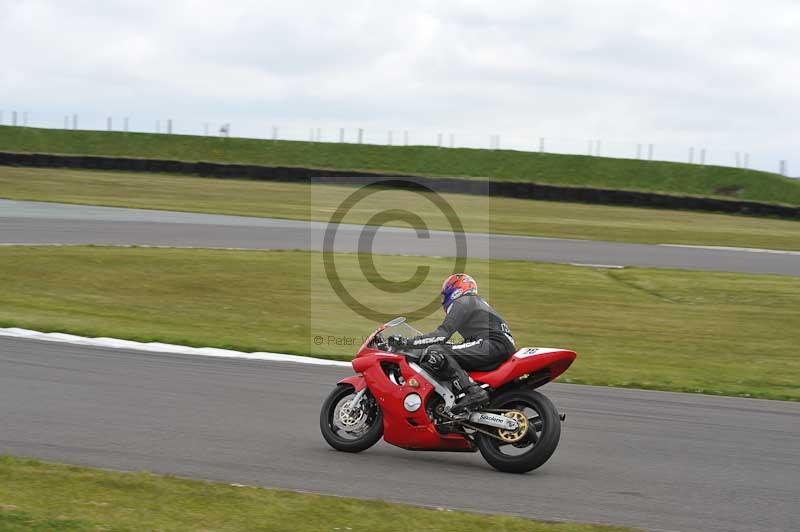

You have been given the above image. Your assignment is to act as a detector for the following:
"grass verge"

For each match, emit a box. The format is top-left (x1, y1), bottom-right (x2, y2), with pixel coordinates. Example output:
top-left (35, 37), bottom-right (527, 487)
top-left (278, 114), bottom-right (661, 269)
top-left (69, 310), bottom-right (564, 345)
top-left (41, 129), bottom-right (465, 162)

top-left (1, 166), bottom-right (799, 250)
top-left (0, 455), bottom-right (636, 532)
top-left (0, 246), bottom-right (798, 400)
top-left (2, 125), bottom-right (799, 205)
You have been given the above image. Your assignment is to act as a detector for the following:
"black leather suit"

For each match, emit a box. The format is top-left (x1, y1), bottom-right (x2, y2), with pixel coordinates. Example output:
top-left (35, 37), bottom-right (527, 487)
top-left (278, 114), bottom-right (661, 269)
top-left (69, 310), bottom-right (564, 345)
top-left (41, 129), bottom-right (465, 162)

top-left (408, 294), bottom-right (515, 372)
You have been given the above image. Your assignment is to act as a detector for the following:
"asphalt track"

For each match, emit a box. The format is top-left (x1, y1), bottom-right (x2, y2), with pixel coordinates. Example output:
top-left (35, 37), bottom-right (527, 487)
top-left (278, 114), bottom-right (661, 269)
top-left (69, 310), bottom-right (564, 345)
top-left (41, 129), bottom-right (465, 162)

top-left (1, 337), bottom-right (798, 532)
top-left (1, 199), bottom-right (799, 275)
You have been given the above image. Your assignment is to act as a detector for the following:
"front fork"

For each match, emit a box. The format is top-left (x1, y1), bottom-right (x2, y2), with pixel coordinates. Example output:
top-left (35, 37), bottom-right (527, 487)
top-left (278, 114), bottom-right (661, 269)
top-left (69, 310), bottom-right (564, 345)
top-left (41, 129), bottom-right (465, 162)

top-left (349, 387), bottom-right (367, 411)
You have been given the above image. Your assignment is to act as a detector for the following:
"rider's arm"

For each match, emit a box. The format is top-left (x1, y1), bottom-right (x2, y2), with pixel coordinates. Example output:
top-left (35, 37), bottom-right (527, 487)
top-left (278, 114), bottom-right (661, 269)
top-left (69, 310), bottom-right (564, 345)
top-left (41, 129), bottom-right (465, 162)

top-left (406, 298), bottom-right (469, 348)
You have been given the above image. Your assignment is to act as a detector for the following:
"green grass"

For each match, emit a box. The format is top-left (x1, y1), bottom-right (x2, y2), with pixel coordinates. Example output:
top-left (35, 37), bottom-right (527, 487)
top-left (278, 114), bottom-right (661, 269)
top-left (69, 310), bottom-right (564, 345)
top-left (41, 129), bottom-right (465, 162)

top-left (1, 246), bottom-right (798, 400)
top-left (2, 125), bottom-right (800, 205)
top-left (0, 456), bottom-right (636, 532)
top-left (2, 166), bottom-right (799, 250)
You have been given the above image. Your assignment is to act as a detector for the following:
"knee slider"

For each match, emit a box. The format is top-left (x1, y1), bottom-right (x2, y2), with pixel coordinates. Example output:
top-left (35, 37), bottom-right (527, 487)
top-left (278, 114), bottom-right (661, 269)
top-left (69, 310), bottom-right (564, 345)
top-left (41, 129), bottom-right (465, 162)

top-left (421, 346), bottom-right (447, 371)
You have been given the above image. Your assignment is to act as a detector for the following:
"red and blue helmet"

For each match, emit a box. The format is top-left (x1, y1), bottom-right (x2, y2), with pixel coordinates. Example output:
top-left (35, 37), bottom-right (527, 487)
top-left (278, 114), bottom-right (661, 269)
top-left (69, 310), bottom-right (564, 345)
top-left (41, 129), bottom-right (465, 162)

top-left (441, 273), bottom-right (477, 311)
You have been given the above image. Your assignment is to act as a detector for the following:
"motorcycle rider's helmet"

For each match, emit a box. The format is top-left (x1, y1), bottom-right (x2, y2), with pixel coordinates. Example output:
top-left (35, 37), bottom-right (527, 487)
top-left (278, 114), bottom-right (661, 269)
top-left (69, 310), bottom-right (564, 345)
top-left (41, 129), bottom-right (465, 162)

top-left (441, 273), bottom-right (477, 311)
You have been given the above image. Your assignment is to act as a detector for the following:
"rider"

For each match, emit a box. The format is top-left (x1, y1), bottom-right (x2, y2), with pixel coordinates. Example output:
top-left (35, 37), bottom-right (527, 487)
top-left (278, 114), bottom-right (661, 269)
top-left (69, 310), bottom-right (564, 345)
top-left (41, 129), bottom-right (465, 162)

top-left (389, 274), bottom-right (516, 413)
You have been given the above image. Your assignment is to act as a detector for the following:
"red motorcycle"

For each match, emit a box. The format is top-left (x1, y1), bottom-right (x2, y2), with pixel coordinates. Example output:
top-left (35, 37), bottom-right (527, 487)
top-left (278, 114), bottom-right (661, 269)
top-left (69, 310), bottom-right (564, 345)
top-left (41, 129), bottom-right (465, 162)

top-left (320, 318), bottom-right (576, 473)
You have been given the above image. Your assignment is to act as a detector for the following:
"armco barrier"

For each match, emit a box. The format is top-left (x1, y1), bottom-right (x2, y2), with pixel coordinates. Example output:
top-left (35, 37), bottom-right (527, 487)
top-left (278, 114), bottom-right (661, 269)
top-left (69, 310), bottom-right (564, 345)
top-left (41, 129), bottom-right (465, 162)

top-left (1, 151), bottom-right (798, 219)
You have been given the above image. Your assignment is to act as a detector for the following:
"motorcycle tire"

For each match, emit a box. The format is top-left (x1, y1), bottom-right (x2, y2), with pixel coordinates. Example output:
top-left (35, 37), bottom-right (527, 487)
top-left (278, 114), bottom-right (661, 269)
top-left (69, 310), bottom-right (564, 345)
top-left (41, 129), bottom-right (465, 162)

top-left (476, 389), bottom-right (561, 474)
top-left (320, 384), bottom-right (383, 453)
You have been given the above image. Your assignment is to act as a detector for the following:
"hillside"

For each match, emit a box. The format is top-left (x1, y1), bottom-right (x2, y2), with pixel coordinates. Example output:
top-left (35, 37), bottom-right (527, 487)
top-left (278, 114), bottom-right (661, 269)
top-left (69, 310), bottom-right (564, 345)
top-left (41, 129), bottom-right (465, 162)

top-left (1, 125), bottom-right (799, 205)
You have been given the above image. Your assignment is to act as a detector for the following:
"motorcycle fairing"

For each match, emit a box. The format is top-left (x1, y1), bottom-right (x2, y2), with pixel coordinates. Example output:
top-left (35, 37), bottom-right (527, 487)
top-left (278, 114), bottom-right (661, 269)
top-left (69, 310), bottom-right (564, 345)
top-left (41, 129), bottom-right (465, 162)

top-left (350, 349), bottom-right (473, 451)
top-left (337, 374), bottom-right (367, 391)
top-left (469, 347), bottom-right (576, 388)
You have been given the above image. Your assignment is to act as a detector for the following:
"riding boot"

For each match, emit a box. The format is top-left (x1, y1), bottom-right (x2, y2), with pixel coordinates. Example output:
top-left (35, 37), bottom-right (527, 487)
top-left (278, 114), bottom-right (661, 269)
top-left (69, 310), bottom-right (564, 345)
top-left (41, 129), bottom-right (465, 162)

top-left (450, 368), bottom-right (489, 413)
top-left (419, 346), bottom-right (488, 413)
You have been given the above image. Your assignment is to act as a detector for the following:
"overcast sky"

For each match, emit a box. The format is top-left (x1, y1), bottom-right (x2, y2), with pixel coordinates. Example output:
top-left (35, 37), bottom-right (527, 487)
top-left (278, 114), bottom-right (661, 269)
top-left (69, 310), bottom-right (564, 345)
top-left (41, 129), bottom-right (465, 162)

top-left (1, 0), bottom-right (798, 173)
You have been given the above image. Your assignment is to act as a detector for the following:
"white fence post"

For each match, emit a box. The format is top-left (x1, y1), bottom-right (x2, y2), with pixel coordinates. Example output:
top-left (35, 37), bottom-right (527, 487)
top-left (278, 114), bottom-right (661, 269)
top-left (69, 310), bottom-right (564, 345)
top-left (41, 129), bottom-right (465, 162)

top-left (5, 118), bottom-right (772, 171)
top-left (780, 160), bottom-right (787, 176)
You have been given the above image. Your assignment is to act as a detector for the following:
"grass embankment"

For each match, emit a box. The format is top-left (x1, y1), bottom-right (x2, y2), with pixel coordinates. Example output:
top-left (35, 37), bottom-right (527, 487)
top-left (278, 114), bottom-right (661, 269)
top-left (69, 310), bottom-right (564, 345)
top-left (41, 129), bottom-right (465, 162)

top-left (2, 166), bottom-right (799, 250)
top-left (2, 125), bottom-right (799, 205)
top-left (0, 456), bottom-right (635, 532)
top-left (1, 246), bottom-right (798, 400)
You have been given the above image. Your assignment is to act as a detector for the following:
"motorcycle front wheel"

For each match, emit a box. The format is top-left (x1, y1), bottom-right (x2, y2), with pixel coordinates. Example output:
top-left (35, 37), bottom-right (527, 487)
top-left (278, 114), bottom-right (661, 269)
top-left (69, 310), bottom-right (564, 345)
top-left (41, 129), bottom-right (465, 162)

top-left (476, 390), bottom-right (561, 474)
top-left (320, 384), bottom-right (383, 453)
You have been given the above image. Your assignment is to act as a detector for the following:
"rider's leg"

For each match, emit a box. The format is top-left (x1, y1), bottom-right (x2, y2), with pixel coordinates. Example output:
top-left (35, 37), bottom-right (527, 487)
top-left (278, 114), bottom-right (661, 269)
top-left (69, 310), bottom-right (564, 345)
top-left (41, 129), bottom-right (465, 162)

top-left (450, 338), bottom-right (512, 371)
top-left (420, 345), bottom-right (489, 412)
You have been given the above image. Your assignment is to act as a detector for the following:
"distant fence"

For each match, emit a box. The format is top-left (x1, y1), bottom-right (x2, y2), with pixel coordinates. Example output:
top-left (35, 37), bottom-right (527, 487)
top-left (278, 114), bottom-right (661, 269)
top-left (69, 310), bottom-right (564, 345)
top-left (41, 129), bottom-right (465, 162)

top-left (0, 111), bottom-right (793, 176)
top-left (0, 151), bottom-right (797, 220)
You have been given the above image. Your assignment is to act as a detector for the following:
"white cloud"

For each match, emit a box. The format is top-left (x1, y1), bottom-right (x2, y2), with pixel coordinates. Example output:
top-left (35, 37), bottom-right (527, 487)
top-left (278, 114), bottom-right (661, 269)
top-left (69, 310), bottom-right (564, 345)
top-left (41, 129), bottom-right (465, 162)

top-left (1, 0), bottom-right (797, 172)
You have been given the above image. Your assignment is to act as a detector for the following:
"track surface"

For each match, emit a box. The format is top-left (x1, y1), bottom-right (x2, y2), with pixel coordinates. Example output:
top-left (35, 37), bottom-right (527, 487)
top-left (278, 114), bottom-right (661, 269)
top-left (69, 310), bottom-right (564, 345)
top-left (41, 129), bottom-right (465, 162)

top-left (2, 199), bottom-right (799, 275)
top-left (2, 337), bottom-right (798, 532)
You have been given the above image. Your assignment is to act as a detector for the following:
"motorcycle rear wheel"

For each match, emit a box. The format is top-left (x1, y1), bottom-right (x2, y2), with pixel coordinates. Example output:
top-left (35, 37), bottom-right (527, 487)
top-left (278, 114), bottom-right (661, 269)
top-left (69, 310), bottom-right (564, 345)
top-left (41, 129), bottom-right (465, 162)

top-left (320, 384), bottom-right (383, 453)
top-left (476, 389), bottom-right (561, 474)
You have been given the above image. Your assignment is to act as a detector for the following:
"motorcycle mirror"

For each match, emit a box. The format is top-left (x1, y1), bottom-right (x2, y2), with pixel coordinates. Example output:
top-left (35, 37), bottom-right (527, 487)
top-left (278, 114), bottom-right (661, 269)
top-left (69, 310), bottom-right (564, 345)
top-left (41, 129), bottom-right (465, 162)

top-left (384, 317), bottom-right (406, 328)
